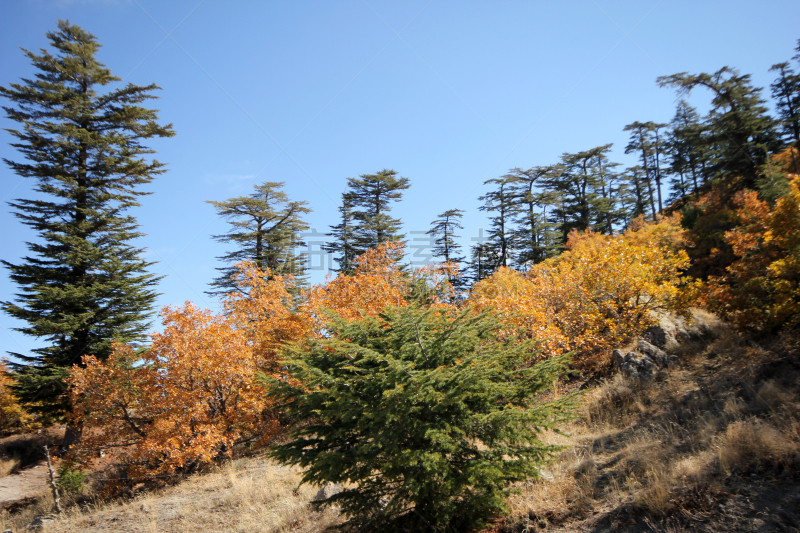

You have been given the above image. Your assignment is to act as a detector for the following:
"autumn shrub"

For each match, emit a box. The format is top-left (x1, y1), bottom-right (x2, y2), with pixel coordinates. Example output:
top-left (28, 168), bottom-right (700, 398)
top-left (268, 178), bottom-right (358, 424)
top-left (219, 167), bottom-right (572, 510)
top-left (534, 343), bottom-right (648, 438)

top-left (68, 267), bottom-right (306, 478)
top-left (268, 305), bottom-right (576, 532)
top-left (470, 219), bottom-right (694, 367)
top-left (705, 173), bottom-right (800, 333)
top-left (0, 360), bottom-right (33, 435)
top-left (66, 244), bottom-right (451, 480)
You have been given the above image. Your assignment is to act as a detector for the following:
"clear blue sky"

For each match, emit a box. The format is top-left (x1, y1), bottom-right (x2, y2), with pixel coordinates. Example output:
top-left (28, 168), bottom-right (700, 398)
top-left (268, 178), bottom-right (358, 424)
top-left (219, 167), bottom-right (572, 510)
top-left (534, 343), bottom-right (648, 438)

top-left (2, 0), bottom-right (798, 361)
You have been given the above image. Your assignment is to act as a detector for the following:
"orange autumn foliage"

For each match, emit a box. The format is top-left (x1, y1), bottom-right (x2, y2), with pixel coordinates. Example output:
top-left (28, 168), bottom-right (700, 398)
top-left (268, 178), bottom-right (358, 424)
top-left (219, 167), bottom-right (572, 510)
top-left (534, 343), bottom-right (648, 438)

top-left (470, 220), bottom-right (694, 367)
top-left (66, 243), bottom-right (451, 477)
top-left (705, 174), bottom-right (800, 333)
top-left (68, 267), bottom-right (304, 476)
top-left (0, 360), bottom-right (33, 434)
top-left (303, 241), bottom-right (409, 323)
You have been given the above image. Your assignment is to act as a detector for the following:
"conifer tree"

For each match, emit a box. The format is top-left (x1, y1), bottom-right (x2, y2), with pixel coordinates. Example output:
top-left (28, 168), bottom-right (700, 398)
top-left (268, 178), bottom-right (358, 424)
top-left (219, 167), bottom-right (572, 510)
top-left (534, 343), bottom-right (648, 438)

top-left (327, 169), bottom-right (410, 273)
top-left (478, 176), bottom-right (516, 272)
top-left (206, 181), bottom-right (311, 295)
top-left (664, 101), bottom-right (709, 204)
top-left (544, 145), bottom-right (616, 240)
top-left (508, 166), bottom-right (562, 267)
top-left (657, 67), bottom-right (779, 189)
top-left (427, 209), bottom-right (465, 265)
top-left (466, 242), bottom-right (494, 286)
top-left (0, 21), bottom-right (174, 418)
top-left (621, 166), bottom-right (652, 224)
top-left (268, 305), bottom-right (575, 532)
top-left (324, 193), bottom-right (358, 275)
top-left (770, 41), bottom-right (800, 146)
top-left (623, 121), bottom-right (664, 216)
top-left (426, 209), bottom-right (466, 289)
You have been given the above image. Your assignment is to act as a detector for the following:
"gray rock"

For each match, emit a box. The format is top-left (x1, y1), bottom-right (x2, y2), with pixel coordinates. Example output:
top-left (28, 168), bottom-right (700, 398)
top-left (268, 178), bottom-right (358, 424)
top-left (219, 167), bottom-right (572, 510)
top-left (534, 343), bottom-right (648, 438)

top-left (637, 340), bottom-right (668, 366)
top-left (667, 355), bottom-right (680, 368)
top-left (314, 482), bottom-right (341, 501)
top-left (612, 349), bottom-right (626, 369)
top-left (28, 516), bottom-right (56, 531)
top-left (643, 325), bottom-right (669, 348)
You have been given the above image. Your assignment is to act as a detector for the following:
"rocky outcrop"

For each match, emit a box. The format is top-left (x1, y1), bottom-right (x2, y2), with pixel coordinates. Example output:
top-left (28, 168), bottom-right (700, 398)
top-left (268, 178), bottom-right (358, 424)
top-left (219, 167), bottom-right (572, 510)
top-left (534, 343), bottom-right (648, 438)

top-left (612, 340), bottom-right (679, 381)
top-left (314, 482), bottom-right (342, 502)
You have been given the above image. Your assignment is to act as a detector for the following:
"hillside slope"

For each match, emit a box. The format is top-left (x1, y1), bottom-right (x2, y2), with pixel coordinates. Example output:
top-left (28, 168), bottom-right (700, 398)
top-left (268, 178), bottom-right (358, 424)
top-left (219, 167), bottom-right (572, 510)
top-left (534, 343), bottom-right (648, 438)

top-left (2, 311), bottom-right (798, 533)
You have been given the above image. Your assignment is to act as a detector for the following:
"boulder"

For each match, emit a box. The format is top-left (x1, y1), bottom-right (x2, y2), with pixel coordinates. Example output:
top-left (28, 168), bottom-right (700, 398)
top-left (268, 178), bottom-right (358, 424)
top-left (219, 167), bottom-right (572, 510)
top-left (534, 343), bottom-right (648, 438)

top-left (612, 349), bottom-right (626, 369)
top-left (637, 340), bottom-right (668, 366)
top-left (314, 482), bottom-right (341, 502)
top-left (643, 325), bottom-right (669, 348)
top-left (28, 516), bottom-right (56, 531)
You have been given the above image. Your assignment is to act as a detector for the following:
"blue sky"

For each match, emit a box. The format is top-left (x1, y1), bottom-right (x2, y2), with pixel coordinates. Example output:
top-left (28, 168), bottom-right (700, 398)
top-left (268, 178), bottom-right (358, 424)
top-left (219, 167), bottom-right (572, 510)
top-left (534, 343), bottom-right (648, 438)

top-left (1, 0), bottom-right (799, 361)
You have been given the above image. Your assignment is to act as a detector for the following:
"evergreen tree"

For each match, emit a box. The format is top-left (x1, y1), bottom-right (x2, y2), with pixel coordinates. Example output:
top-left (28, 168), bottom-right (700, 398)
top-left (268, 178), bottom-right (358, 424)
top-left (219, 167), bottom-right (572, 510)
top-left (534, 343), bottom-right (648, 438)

top-left (466, 241), bottom-right (494, 286)
top-left (327, 169), bottom-right (410, 272)
top-left (770, 41), bottom-right (800, 146)
top-left (621, 166), bottom-right (652, 224)
top-left (268, 306), bottom-right (575, 532)
top-left (657, 67), bottom-right (779, 189)
top-left (324, 193), bottom-right (358, 275)
top-left (664, 101), bottom-right (709, 204)
top-left (206, 181), bottom-right (311, 295)
top-left (426, 209), bottom-right (466, 288)
top-left (508, 166), bottom-right (562, 267)
top-left (0, 21), bottom-right (174, 418)
top-left (544, 145), bottom-right (616, 240)
top-left (623, 122), bottom-right (665, 216)
top-left (478, 176), bottom-right (516, 272)
top-left (350, 169), bottom-right (410, 249)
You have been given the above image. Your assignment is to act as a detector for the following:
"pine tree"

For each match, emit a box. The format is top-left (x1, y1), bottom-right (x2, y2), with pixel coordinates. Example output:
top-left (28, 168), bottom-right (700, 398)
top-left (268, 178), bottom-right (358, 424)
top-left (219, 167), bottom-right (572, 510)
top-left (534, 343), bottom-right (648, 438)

top-left (324, 193), bottom-right (358, 275)
top-left (621, 166), bottom-right (652, 224)
top-left (508, 166), bottom-right (562, 267)
top-left (477, 176), bottom-right (516, 273)
top-left (770, 41), bottom-right (800, 146)
top-left (426, 209), bottom-right (466, 288)
top-left (657, 67), bottom-right (779, 189)
top-left (466, 241), bottom-right (494, 286)
top-left (623, 122), bottom-right (665, 216)
top-left (327, 169), bottom-right (410, 273)
top-left (664, 101), bottom-right (709, 204)
top-left (206, 181), bottom-right (311, 295)
top-left (543, 145), bottom-right (616, 240)
top-left (0, 21), bottom-right (174, 418)
top-left (267, 305), bottom-right (575, 532)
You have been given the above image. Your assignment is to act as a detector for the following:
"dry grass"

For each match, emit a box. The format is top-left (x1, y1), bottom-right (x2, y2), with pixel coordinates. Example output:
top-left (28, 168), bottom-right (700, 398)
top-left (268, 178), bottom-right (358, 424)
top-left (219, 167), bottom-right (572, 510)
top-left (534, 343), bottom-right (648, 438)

top-left (1, 457), bottom-right (343, 533)
top-left (504, 313), bottom-right (800, 530)
top-left (0, 457), bottom-right (20, 477)
top-left (716, 418), bottom-right (799, 475)
top-left (3, 311), bottom-right (799, 533)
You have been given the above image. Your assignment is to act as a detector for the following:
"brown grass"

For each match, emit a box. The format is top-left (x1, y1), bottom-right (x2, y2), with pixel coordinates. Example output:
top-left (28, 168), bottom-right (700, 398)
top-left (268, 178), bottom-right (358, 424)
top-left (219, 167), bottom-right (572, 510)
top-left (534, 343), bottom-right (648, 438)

top-left (1, 457), bottom-right (343, 533)
top-left (504, 313), bottom-right (800, 529)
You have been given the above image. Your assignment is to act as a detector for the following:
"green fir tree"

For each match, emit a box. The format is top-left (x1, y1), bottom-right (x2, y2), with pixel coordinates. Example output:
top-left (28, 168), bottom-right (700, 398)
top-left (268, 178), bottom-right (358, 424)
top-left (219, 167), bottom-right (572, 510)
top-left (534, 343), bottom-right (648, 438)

top-left (267, 305), bottom-right (575, 532)
top-left (0, 21), bottom-right (174, 418)
top-left (206, 181), bottom-right (311, 295)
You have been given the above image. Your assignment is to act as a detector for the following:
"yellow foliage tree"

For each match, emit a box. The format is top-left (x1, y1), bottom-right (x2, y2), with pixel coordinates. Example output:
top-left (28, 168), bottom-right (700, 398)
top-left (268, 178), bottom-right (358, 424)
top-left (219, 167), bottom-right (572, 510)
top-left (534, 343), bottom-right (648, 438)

top-left (0, 360), bottom-right (33, 434)
top-left (471, 221), bottom-right (693, 367)
top-left (705, 173), bottom-right (800, 333)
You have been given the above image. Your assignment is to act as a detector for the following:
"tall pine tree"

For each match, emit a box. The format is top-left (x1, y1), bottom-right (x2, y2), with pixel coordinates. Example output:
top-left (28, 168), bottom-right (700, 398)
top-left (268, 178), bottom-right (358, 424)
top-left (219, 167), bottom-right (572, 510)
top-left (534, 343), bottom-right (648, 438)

top-left (427, 208), bottom-right (466, 288)
top-left (770, 40), bottom-right (800, 146)
top-left (324, 193), bottom-right (358, 275)
top-left (477, 176), bottom-right (516, 272)
top-left (0, 21), bottom-right (174, 418)
top-left (206, 181), bottom-right (311, 295)
top-left (507, 166), bottom-right (562, 267)
top-left (327, 169), bottom-right (410, 273)
top-left (657, 67), bottom-right (779, 189)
